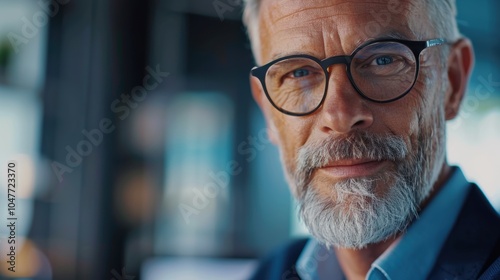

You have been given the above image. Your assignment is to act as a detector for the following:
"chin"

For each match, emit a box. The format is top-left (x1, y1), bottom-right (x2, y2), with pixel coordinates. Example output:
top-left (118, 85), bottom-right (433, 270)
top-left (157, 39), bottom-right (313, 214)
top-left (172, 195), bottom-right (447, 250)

top-left (299, 171), bottom-right (422, 249)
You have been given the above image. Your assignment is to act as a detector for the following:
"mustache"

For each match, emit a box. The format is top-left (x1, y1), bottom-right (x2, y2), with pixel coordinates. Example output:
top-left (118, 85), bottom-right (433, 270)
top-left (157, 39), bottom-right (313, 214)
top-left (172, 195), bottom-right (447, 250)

top-left (295, 131), bottom-right (408, 183)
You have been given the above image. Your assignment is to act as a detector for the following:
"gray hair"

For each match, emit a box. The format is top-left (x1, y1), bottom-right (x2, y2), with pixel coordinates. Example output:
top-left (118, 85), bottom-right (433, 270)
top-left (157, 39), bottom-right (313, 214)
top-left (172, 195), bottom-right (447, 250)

top-left (243, 0), bottom-right (460, 62)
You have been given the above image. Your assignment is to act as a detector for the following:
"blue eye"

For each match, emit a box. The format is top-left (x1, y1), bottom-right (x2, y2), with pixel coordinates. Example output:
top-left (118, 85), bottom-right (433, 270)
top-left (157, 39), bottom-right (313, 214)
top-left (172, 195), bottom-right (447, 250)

top-left (376, 56), bottom-right (393, 65)
top-left (292, 69), bottom-right (310, 77)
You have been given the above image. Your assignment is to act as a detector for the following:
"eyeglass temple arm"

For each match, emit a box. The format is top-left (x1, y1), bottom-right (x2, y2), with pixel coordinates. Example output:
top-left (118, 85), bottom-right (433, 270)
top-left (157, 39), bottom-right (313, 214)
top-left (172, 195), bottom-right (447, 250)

top-left (427, 38), bottom-right (447, 47)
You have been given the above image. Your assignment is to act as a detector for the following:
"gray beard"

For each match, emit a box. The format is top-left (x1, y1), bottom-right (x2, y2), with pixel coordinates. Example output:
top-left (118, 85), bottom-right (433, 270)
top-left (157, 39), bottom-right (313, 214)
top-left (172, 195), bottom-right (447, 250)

top-left (291, 114), bottom-right (445, 249)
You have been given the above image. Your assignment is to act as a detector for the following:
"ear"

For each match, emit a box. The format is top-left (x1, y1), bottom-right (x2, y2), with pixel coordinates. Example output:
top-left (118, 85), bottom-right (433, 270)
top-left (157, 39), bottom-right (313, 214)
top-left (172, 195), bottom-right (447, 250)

top-left (250, 74), bottom-right (279, 144)
top-left (444, 38), bottom-right (475, 120)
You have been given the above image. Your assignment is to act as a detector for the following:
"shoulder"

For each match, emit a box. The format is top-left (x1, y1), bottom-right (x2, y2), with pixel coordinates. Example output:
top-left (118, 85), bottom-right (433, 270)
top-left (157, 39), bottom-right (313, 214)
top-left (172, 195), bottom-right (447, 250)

top-left (430, 183), bottom-right (500, 279)
top-left (249, 238), bottom-right (309, 280)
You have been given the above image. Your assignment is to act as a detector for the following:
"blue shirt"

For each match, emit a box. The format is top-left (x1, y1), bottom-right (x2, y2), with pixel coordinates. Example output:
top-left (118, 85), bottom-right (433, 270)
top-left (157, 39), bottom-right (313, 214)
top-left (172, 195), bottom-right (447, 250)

top-left (296, 167), bottom-right (471, 280)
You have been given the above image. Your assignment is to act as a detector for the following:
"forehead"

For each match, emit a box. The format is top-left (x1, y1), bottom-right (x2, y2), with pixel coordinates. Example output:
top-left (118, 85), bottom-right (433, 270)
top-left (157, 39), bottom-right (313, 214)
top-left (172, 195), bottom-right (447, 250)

top-left (264, 0), bottom-right (406, 23)
top-left (257, 0), bottom-right (430, 62)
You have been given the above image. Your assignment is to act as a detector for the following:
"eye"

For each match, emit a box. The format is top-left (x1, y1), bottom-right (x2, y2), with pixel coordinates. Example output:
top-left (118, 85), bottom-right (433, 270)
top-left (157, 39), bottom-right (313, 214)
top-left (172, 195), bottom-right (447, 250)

top-left (291, 68), bottom-right (310, 77)
top-left (374, 56), bottom-right (394, 65)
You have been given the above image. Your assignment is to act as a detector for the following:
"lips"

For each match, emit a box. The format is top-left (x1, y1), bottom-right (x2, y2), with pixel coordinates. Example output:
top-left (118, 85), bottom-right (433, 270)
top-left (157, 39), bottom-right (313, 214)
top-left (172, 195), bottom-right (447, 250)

top-left (319, 159), bottom-right (388, 179)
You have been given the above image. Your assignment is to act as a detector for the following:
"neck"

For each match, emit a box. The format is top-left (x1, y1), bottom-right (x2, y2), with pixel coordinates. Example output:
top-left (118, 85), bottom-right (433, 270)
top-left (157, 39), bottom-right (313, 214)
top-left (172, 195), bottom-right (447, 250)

top-left (333, 161), bottom-right (453, 280)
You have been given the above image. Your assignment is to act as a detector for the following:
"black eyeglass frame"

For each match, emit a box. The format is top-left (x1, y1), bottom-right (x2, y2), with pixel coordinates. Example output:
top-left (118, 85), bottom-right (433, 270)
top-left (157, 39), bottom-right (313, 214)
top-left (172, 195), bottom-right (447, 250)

top-left (250, 38), bottom-right (447, 116)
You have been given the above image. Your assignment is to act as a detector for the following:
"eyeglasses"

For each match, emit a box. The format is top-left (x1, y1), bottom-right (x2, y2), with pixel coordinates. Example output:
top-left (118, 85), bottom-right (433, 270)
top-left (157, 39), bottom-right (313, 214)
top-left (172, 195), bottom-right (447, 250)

top-left (251, 38), bottom-right (447, 116)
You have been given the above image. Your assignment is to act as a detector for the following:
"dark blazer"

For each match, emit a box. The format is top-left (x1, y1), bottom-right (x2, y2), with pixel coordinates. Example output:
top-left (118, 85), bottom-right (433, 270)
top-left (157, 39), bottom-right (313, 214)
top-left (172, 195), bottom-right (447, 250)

top-left (250, 185), bottom-right (500, 280)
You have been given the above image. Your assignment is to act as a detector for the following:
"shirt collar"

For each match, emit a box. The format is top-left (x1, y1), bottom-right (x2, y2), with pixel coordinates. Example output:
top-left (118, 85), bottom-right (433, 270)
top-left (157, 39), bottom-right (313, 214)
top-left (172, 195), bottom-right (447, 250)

top-left (296, 239), bottom-right (343, 280)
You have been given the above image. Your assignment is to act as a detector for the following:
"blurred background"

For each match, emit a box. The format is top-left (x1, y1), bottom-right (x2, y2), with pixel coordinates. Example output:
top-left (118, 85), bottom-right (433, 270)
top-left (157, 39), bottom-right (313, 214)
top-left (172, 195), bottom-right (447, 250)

top-left (0, 0), bottom-right (499, 279)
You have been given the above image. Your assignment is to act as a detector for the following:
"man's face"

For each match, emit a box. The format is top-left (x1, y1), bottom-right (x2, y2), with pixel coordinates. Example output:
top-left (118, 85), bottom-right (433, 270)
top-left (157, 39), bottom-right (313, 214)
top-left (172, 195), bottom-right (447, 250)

top-left (251, 0), bottom-right (453, 248)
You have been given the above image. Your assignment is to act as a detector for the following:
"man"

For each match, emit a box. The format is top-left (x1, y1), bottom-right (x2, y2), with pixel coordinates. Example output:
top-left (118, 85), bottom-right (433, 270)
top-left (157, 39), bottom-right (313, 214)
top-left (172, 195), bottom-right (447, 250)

top-left (243, 0), bottom-right (500, 279)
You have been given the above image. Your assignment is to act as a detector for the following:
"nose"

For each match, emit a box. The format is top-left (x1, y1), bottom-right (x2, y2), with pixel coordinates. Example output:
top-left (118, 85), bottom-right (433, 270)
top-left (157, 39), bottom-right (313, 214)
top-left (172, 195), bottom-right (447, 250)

top-left (317, 65), bottom-right (374, 134)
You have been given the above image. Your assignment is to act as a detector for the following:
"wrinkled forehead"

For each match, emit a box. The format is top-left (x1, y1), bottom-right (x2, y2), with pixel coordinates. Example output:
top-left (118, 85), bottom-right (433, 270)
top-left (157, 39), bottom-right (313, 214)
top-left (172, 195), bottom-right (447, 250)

top-left (257, 0), bottom-right (432, 63)
top-left (262, 0), bottom-right (412, 24)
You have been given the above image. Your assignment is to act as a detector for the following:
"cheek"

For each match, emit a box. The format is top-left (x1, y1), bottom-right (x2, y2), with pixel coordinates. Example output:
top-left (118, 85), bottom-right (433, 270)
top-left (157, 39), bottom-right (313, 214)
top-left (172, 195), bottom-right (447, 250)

top-left (371, 82), bottom-right (429, 151)
top-left (272, 113), bottom-right (313, 170)
top-left (417, 59), bottom-right (447, 109)
top-left (395, 69), bottom-right (444, 150)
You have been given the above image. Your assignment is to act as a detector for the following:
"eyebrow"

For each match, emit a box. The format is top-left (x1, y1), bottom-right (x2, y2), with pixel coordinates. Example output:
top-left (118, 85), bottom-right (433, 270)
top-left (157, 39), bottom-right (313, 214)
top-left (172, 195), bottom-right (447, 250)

top-left (267, 30), bottom-right (413, 63)
top-left (269, 51), bottom-right (317, 62)
top-left (353, 31), bottom-right (409, 46)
